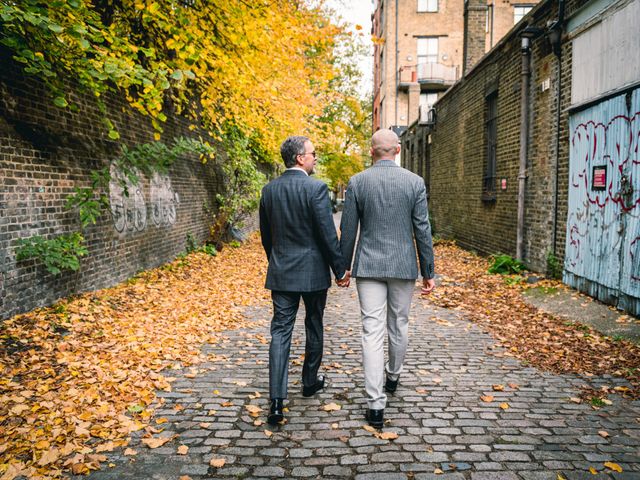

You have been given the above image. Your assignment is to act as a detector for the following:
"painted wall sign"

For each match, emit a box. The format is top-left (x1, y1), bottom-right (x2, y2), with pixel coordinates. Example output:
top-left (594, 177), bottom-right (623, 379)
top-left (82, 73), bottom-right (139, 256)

top-left (592, 165), bottom-right (607, 191)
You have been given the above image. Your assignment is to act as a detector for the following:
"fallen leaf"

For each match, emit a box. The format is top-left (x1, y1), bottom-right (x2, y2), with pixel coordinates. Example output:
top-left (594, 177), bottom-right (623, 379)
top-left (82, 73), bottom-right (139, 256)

top-left (589, 467), bottom-right (598, 474)
top-left (492, 384), bottom-right (505, 391)
top-left (569, 397), bottom-right (582, 403)
top-left (264, 430), bottom-right (273, 437)
top-left (331, 423), bottom-right (339, 429)
top-left (499, 402), bottom-right (510, 410)
top-left (179, 476), bottom-right (192, 480)
top-left (177, 445), bottom-right (189, 455)
top-left (376, 431), bottom-right (398, 440)
top-left (322, 402), bottom-right (342, 412)
top-left (434, 468), bottom-right (444, 474)
top-left (199, 422), bottom-right (211, 428)
top-left (37, 448), bottom-right (60, 466)
top-left (209, 458), bottom-right (226, 468)
top-left (253, 419), bottom-right (264, 426)
top-left (155, 417), bottom-right (168, 424)
top-left (124, 448), bottom-right (138, 456)
top-left (363, 425), bottom-right (377, 433)
top-left (141, 435), bottom-right (176, 449)
top-left (603, 462), bottom-right (622, 472)
top-left (507, 382), bottom-right (519, 389)
top-left (480, 395), bottom-right (494, 402)
top-left (416, 388), bottom-right (428, 394)
top-left (598, 431), bottom-right (610, 438)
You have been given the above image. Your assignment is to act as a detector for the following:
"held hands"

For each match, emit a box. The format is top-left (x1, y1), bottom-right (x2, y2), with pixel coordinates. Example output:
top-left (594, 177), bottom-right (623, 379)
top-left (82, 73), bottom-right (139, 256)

top-left (336, 270), bottom-right (351, 288)
top-left (421, 277), bottom-right (435, 295)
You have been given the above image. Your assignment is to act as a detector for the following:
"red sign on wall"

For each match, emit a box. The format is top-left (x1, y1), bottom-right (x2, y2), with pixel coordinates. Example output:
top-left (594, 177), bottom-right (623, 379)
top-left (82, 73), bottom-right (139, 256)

top-left (592, 165), bottom-right (607, 191)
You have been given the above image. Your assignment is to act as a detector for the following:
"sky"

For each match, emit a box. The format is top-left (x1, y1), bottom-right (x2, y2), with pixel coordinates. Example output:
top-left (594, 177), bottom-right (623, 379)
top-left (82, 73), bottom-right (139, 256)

top-left (325, 0), bottom-right (374, 97)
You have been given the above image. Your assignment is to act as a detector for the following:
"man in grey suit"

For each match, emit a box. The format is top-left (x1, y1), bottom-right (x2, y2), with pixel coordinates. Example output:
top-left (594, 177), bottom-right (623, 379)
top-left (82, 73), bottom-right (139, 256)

top-left (340, 129), bottom-right (435, 428)
top-left (260, 135), bottom-right (350, 425)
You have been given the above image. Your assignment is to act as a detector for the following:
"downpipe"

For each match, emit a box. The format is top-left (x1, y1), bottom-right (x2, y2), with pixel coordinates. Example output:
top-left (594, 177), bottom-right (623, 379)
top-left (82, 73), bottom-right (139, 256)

top-left (516, 35), bottom-right (532, 261)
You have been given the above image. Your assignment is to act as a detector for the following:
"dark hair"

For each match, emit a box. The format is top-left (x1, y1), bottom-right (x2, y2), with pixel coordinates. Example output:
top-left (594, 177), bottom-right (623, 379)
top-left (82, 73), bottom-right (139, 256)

top-left (280, 136), bottom-right (309, 168)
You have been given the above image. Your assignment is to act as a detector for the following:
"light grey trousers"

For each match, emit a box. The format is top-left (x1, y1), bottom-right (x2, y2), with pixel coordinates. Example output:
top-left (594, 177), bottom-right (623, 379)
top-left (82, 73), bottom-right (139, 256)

top-left (356, 278), bottom-right (415, 410)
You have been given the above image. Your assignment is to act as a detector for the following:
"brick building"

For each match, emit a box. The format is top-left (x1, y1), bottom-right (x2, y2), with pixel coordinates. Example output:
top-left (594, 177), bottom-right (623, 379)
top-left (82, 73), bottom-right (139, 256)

top-left (372, 0), bottom-right (540, 134)
top-left (0, 51), bottom-right (228, 319)
top-left (401, 0), bottom-right (640, 315)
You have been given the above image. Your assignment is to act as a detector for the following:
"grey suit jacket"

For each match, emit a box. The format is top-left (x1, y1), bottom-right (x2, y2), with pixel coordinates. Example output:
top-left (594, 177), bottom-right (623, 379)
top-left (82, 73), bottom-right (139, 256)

top-left (259, 169), bottom-right (347, 292)
top-left (340, 160), bottom-right (434, 280)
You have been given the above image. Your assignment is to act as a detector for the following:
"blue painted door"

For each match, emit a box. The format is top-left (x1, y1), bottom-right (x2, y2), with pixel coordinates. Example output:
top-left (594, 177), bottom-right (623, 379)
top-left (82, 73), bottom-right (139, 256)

top-left (564, 88), bottom-right (640, 316)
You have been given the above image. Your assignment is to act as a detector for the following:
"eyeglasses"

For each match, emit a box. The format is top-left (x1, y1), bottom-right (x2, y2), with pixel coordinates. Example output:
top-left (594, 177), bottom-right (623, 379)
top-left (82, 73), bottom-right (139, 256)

top-left (298, 151), bottom-right (316, 159)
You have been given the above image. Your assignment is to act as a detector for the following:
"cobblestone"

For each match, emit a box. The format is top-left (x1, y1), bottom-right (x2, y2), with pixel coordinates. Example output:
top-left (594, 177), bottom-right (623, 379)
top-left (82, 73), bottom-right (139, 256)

top-left (74, 285), bottom-right (640, 479)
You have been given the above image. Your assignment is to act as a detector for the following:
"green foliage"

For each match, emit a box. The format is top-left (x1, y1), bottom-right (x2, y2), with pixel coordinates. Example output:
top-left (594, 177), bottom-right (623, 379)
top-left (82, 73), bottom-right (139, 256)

top-left (185, 232), bottom-right (198, 253)
top-left (503, 275), bottom-right (525, 286)
top-left (488, 254), bottom-right (527, 275)
top-left (590, 397), bottom-right (605, 407)
top-left (211, 126), bottom-right (266, 244)
top-left (546, 251), bottom-right (563, 280)
top-left (15, 232), bottom-right (88, 275)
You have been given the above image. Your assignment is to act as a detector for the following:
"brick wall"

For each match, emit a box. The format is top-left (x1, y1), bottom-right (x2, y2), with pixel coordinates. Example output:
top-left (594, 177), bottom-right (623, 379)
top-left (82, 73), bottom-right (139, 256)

top-left (401, 0), bottom-right (583, 273)
top-left (0, 52), bottom-right (226, 319)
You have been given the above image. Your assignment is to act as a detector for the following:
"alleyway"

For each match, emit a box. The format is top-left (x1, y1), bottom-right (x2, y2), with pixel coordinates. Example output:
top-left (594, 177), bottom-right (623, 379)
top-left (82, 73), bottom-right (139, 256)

top-left (75, 283), bottom-right (640, 480)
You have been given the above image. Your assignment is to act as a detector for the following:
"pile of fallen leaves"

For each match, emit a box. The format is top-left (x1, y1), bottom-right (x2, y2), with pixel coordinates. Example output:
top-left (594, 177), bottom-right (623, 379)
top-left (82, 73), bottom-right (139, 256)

top-left (427, 241), bottom-right (640, 397)
top-left (0, 235), bottom-right (269, 479)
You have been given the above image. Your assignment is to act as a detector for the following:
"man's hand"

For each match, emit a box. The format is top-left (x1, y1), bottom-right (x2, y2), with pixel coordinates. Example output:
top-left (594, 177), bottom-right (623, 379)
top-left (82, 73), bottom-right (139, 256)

top-left (337, 270), bottom-right (351, 287)
top-left (421, 277), bottom-right (435, 295)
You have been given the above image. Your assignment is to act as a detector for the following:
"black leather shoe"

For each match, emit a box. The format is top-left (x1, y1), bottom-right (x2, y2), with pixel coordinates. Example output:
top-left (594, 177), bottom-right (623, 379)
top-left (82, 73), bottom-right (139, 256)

top-left (267, 398), bottom-right (284, 425)
top-left (365, 408), bottom-right (384, 428)
top-left (302, 375), bottom-right (325, 397)
top-left (385, 376), bottom-right (399, 394)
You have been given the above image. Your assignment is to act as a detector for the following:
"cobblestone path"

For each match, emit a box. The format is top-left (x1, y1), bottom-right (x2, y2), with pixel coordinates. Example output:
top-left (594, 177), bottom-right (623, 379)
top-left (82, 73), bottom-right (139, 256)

top-left (81, 285), bottom-right (640, 480)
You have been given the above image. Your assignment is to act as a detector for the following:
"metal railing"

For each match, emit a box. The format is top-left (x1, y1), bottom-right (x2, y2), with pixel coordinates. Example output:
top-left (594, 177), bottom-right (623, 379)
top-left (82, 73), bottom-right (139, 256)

top-left (399, 62), bottom-right (459, 84)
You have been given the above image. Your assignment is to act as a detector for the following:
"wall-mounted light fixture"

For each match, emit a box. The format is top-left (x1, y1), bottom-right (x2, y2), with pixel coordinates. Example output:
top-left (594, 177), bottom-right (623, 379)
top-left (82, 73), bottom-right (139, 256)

top-left (546, 20), bottom-right (563, 57)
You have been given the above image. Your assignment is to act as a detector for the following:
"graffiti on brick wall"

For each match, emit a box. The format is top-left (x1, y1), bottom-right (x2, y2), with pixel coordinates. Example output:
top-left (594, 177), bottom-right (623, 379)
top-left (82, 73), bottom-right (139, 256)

top-left (109, 164), bottom-right (147, 233)
top-left (150, 173), bottom-right (180, 227)
top-left (565, 90), bottom-right (639, 302)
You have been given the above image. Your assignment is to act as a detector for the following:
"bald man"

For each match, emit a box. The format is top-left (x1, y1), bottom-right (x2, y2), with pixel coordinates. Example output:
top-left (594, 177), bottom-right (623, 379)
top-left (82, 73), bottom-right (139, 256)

top-left (340, 129), bottom-right (435, 428)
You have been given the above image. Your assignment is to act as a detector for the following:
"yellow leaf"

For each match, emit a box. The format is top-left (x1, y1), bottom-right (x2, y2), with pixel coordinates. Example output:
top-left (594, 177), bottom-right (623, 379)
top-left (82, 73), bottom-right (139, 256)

top-left (492, 384), bottom-right (505, 391)
top-left (177, 445), bottom-right (189, 455)
top-left (37, 448), bottom-right (60, 466)
top-left (363, 425), bottom-right (377, 433)
top-left (434, 468), bottom-right (444, 474)
top-left (141, 435), bottom-right (175, 449)
top-left (264, 429), bottom-right (273, 437)
top-left (209, 458), bottom-right (226, 468)
top-left (500, 403), bottom-right (510, 410)
top-left (603, 462), bottom-right (622, 472)
top-left (322, 402), bottom-right (341, 412)
top-left (589, 467), bottom-right (598, 474)
top-left (156, 417), bottom-right (168, 424)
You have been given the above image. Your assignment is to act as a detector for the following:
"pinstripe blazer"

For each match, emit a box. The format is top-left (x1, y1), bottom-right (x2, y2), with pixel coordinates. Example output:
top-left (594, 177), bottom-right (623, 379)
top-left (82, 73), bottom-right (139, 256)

top-left (259, 169), bottom-right (347, 292)
top-left (339, 160), bottom-right (434, 280)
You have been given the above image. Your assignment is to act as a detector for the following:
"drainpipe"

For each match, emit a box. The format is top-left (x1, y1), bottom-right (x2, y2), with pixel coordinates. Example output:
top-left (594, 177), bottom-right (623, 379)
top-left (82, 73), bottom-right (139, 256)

top-left (517, 27), bottom-right (541, 261)
top-left (394, 0), bottom-right (399, 126)
top-left (551, 0), bottom-right (565, 257)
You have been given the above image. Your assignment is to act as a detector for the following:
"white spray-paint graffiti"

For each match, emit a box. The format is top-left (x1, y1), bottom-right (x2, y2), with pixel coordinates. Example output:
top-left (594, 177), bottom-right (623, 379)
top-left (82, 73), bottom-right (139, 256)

top-left (109, 164), bottom-right (148, 233)
top-left (150, 172), bottom-right (180, 227)
top-left (109, 163), bottom-right (180, 233)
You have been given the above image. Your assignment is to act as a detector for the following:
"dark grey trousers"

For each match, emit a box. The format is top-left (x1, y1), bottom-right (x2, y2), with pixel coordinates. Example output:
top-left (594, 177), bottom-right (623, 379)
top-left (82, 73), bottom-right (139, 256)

top-left (269, 290), bottom-right (327, 399)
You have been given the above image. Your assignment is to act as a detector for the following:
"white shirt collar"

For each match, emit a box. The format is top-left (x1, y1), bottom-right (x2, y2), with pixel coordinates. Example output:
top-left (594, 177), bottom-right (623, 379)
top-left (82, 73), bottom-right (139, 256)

top-left (286, 166), bottom-right (309, 176)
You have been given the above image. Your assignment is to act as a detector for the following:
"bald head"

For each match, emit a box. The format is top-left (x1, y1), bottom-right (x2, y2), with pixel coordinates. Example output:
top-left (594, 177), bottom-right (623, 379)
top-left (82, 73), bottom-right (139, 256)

top-left (371, 129), bottom-right (400, 161)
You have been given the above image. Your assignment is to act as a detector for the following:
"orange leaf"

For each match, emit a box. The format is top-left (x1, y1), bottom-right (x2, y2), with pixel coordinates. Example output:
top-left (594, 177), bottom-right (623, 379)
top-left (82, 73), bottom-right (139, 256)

top-left (480, 395), bottom-right (494, 402)
top-left (603, 462), bottom-right (622, 472)
top-left (177, 445), bottom-right (189, 455)
top-left (209, 458), bottom-right (226, 468)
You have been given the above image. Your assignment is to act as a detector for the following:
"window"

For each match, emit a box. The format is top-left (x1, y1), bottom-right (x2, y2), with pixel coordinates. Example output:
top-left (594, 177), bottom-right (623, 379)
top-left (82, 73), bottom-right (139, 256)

top-left (420, 92), bottom-right (438, 109)
top-left (513, 5), bottom-right (534, 24)
top-left (483, 92), bottom-right (498, 200)
top-left (418, 0), bottom-right (438, 12)
top-left (417, 37), bottom-right (438, 65)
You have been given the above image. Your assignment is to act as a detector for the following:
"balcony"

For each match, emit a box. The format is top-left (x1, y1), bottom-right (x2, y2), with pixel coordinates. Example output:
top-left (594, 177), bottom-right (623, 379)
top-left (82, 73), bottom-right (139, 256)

top-left (398, 62), bottom-right (459, 90)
